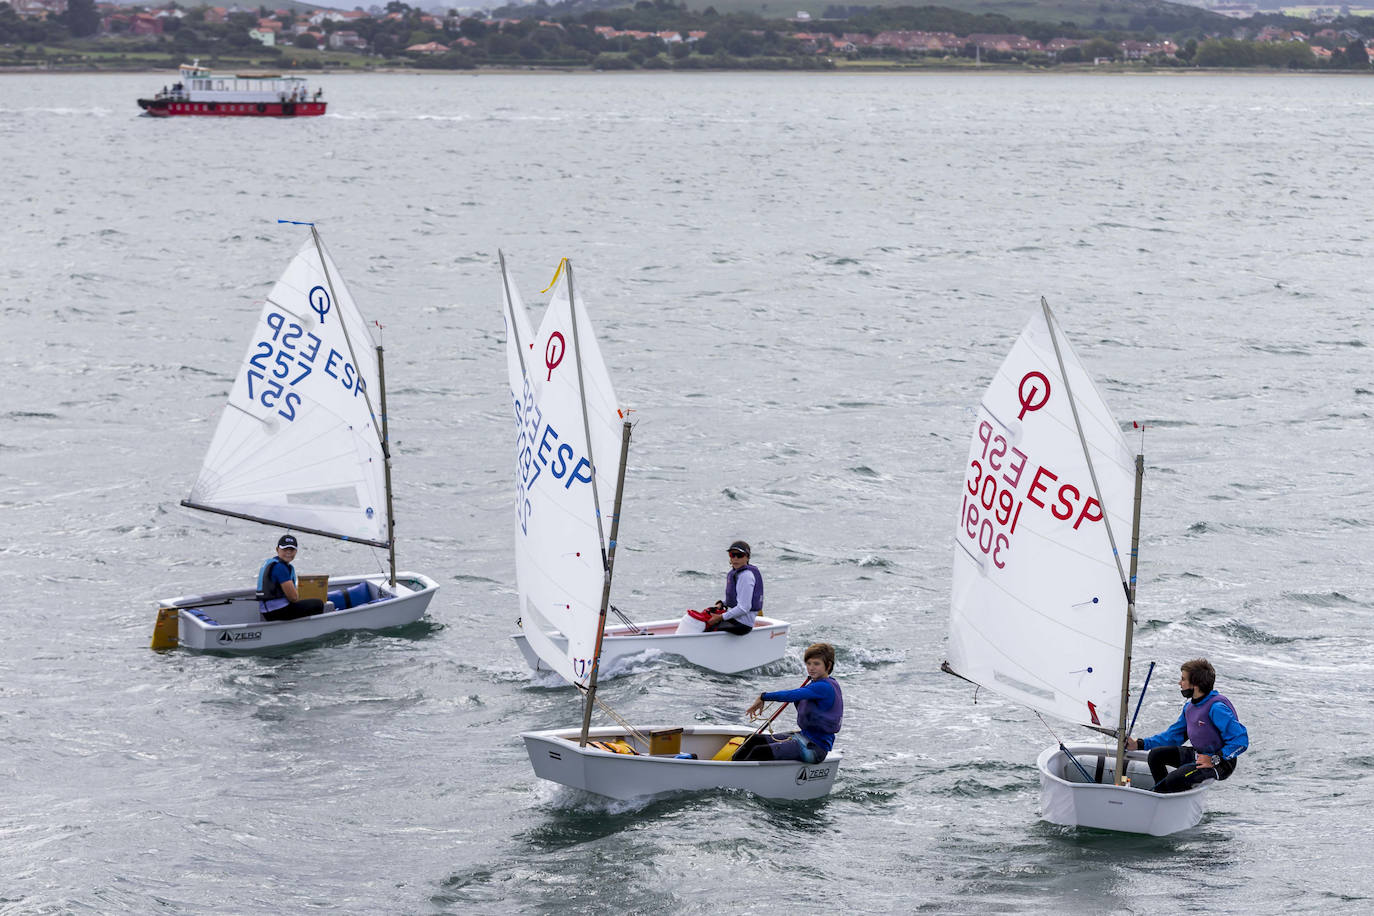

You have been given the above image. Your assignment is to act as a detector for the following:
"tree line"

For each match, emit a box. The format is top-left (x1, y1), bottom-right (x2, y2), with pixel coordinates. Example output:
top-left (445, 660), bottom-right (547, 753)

top-left (2, 0), bottom-right (1373, 72)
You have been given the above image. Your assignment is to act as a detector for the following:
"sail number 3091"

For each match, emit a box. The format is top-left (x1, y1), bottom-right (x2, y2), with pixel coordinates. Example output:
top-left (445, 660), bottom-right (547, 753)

top-left (962, 458), bottom-right (1023, 569)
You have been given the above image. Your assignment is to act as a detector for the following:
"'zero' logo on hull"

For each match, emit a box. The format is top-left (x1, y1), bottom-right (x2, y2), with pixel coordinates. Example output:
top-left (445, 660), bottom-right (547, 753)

top-left (218, 631), bottom-right (263, 643)
top-left (796, 766), bottom-right (830, 785)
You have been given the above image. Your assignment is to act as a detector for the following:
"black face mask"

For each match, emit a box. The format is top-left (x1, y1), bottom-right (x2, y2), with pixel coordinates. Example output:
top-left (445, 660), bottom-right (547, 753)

top-left (1181, 687), bottom-right (1193, 699)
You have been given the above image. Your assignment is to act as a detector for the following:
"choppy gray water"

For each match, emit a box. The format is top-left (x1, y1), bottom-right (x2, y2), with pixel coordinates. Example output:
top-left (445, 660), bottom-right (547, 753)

top-left (2, 71), bottom-right (1372, 913)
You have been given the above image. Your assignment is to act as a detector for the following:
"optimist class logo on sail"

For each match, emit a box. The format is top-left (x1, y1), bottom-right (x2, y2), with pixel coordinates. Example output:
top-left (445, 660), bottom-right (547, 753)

top-left (960, 370), bottom-right (1105, 570)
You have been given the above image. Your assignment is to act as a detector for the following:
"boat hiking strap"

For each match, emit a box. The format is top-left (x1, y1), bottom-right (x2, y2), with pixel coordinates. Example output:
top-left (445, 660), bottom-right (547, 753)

top-left (1034, 711), bottom-right (1096, 783)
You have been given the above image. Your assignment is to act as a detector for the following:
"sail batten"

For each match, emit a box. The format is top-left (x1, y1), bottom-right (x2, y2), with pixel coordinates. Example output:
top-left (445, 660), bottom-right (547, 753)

top-left (187, 235), bottom-right (387, 544)
top-left (947, 306), bottom-right (1135, 730)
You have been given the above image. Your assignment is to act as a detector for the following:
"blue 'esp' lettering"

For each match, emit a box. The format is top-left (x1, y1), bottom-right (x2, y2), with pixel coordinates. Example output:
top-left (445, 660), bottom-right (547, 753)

top-left (537, 424), bottom-right (559, 469)
top-left (551, 442), bottom-right (572, 479)
top-left (565, 457), bottom-right (592, 490)
top-left (322, 347), bottom-right (363, 395)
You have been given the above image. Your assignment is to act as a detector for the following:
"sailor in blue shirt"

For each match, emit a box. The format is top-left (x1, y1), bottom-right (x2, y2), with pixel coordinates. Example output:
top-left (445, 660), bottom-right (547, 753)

top-left (257, 534), bottom-right (326, 621)
top-left (1128, 658), bottom-right (1248, 793)
top-left (739, 642), bottom-right (844, 764)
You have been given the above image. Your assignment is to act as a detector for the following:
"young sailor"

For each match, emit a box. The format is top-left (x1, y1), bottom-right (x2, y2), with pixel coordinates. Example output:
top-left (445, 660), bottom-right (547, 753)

top-left (740, 642), bottom-right (843, 763)
top-left (705, 540), bottom-right (762, 635)
top-left (256, 534), bottom-right (326, 621)
top-left (1127, 657), bottom-right (1248, 793)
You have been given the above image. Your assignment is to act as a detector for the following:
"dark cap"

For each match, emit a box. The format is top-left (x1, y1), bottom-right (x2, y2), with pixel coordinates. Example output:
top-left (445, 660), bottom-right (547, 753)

top-left (277, 534), bottom-right (299, 550)
top-left (728, 540), bottom-right (750, 557)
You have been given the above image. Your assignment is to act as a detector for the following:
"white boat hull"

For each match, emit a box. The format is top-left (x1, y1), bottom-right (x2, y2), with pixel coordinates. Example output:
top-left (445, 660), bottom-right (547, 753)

top-left (158, 572), bottom-right (438, 651)
top-left (512, 616), bottom-right (789, 676)
top-left (1037, 743), bottom-right (1209, 836)
top-left (523, 725), bottom-right (841, 801)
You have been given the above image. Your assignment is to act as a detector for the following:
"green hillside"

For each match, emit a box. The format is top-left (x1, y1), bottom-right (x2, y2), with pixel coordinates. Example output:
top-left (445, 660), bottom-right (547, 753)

top-left (552, 0), bottom-right (1233, 31)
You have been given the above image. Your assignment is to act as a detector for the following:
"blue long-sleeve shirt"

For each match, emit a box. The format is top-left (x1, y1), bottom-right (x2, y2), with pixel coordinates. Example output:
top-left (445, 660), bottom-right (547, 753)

top-left (1142, 690), bottom-right (1249, 761)
top-left (762, 679), bottom-right (842, 752)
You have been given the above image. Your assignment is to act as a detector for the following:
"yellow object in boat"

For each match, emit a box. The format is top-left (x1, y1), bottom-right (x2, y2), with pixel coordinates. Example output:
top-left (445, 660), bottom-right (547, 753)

top-left (712, 736), bottom-right (745, 761)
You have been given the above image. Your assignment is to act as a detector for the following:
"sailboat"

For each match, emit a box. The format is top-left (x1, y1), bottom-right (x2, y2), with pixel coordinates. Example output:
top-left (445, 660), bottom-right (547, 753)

top-left (503, 254), bottom-right (839, 800)
top-left (502, 255), bottom-right (789, 679)
top-left (151, 225), bottom-right (439, 652)
top-left (942, 299), bottom-right (1208, 836)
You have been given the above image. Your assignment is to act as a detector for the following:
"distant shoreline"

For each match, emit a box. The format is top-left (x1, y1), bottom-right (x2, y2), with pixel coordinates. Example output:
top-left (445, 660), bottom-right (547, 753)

top-left (1, 65), bottom-right (1367, 77)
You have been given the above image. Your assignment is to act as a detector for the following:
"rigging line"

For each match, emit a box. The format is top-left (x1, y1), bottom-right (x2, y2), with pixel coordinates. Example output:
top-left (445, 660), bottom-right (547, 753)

top-left (499, 250), bottom-right (530, 381)
top-left (1126, 660), bottom-right (1156, 737)
top-left (586, 690), bottom-right (649, 746)
top-left (1038, 297), bottom-right (1130, 599)
top-left (609, 603), bottom-right (644, 633)
top-left (308, 225), bottom-right (386, 454)
top-left (562, 260), bottom-right (613, 569)
top-left (1034, 711), bottom-right (1096, 784)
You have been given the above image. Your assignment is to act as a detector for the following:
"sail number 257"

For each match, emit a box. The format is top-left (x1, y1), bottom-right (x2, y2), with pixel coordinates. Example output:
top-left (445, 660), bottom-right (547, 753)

top-left (243, 309), bottom-right (366, 423)
top-left (963, 458), bottom-right (1023, 569)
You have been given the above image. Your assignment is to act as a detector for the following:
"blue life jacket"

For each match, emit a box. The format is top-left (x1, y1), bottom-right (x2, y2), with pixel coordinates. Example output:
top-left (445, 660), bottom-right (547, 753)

top-left (725, 563), bottom-right (763, 612)
top-left (1185, 691), bottom-right (1237, 755)
top-left (256, 557), bottom-right (296, 611)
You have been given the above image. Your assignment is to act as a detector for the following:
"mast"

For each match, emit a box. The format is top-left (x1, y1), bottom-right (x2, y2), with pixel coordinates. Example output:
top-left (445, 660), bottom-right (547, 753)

top-left (579, 420), bottom-right (632, 747)
top-left (308, 224), bottom-right (395, 573)
top-left (559, 258), bottom-right (624, 746)
top-left (563, 261), bottom-right (614, 573)
top-left (1039, 297), bottom-right (1135, 772)
top-left (377, 343), bottom-right (397, 586)
top-left (1039, 298), bottom-right (1130, 594)
top-left (1113, 453), bottom-right (1144, 784)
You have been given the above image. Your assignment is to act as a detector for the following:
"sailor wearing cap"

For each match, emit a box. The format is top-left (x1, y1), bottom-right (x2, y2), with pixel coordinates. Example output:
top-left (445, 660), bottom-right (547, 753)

top-left (706, 540), bottom-right (762, 636)
top-left (256, 534), bottom-right (325, 621)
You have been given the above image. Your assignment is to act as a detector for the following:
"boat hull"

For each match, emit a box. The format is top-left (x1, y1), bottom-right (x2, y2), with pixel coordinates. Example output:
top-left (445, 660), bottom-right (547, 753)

top-left (512, 616), bottom-right (789, 676)
top-left (138, 98), bottom-right (326, 117)
top-left (523, 725), bottom-right (841, 801)
top-left (158, 572), bottom-right (438, 651)
top-left (1036, 743), bottom-right (1209, 836)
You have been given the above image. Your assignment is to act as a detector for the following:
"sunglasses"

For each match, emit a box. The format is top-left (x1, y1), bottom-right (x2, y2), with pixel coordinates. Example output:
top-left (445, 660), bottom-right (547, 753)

top-left (727, 550), bottom-right (747, 558)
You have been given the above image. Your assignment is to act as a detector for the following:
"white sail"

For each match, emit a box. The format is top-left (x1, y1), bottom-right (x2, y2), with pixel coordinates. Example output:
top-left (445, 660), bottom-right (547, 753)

top-left (186, 233), bottom-right (387, 546)
top-left (946, 306), bottom-right (1135, 730)
top-left (504, 260), bottom-right (624, 687)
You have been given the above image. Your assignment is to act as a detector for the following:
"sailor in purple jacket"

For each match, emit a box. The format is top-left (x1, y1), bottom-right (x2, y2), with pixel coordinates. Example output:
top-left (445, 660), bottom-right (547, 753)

top-left (1127, 658), bottom-right (1248, 793)
top-left (740, 642), bottom-right (844, 764)
top-left (706, 540), bottom-right (762, 636)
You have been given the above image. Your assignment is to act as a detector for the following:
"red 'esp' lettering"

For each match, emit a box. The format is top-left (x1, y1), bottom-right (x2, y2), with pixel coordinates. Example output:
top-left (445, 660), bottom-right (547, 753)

top-left (1026, 464), bottom-right (1102, 530)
